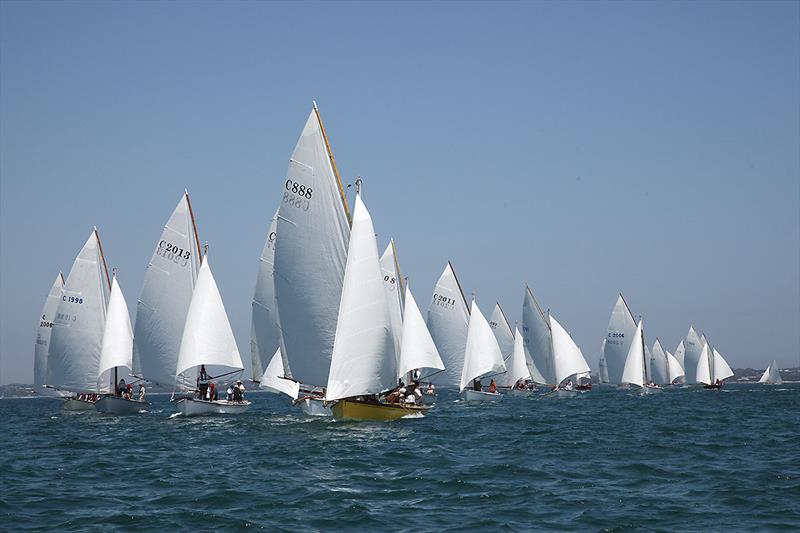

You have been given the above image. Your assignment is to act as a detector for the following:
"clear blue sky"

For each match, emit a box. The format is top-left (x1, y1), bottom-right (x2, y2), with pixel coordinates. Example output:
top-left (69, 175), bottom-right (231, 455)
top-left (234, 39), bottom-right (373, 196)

top-left (1, 1), bottom-right (798, 385)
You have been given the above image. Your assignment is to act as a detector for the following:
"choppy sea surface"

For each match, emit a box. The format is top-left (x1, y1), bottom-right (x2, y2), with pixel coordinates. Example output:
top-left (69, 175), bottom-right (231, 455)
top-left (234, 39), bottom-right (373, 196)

top-left (1, 383), bottom-right (799, 532)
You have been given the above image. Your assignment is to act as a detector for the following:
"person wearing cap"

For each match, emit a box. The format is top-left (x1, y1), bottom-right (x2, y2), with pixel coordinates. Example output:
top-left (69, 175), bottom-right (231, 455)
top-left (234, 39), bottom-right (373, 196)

top-left (208, 382), bottom-right (218, 401)
top-left (232, 380), bottom-right (245, 402)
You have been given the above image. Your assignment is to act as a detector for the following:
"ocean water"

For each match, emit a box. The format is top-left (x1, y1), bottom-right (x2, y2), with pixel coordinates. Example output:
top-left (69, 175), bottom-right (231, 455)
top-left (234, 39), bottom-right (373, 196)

top-left (1, 383), bottom-right (798, 532)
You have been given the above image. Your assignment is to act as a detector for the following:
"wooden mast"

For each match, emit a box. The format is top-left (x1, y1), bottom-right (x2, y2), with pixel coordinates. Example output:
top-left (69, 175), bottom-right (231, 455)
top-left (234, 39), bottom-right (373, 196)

top-left (313, 101), bottom-right (352, 224)
top-left (184, 189), bottom-right (202, 262)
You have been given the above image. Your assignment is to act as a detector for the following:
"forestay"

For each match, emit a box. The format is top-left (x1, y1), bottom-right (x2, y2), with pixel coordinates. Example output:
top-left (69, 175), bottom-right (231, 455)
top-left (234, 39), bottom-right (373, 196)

top-left (426, 262), bottom-right (470, 388)
top-left (522, 285), bottom-right (554, 384)
top-left (175, 256), bottom-right (243, 389)
top-left (133, 191), bottom-right (201, 388)
top-left (380, 240), bottom-right (404, 365)
top-left (326, 195), bottom-right (396, 401)
top-left (397, 284), bottom-right (444, 379)
top-left (460, 300), bottom-right (506, 392)
top-left (602, 294), bottom-right (637, 384)
top-left (489, 303), bottom-right (515, 360)
top-left (621, 321), bottom-right (645, 388)
top-left (34, 272), bottom-right (64, 393)
top-left (683, 326), bottom-right (705, 384)
top-left (549, 314), bottom-right (591, 386)
top-left (273, 105), bottom-right (350, 388)
top-left (97, 276), bottom-right (134, 385)
top-left (47, 230), bottom-right (111, 394)
top-left (497, 328), bottom-right (531, 387)
top-left (260, 348), bottom-right (300, 399)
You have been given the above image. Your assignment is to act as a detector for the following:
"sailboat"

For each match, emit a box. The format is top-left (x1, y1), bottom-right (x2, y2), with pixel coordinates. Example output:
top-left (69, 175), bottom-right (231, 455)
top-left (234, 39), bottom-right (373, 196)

top-left (95, 272), bottom-right (147, 414)
top-left (758, 361), bottom-right (782, 385)
top-left (426, 261), bottom-right (470, 388)
top-left (601, 294), bottom-right (638, 385)
top-left (521, 285), bottom-right (591, 397)
top-left (396, 284), bottom-right (445, 396)
top-left (651, 338), bottom-right (684, 386)
top-left (620, 320), bottom-right (661, 394)
top-left (696, 342), bottom-right (734, 389)
top-left (460, 299), bottom-right (507, 401)
top-left (173, 253), bottom-right (248, 415)
top-left (34, 272), bottom-right (65, 396)
top-left (272, 103), bottom-right (351, 416)
top-left (46, 228), bottom-right (112, 410)
top-left (132, 191), bottom-right (202, 391)
top-left (682, 325), bottom-right (706, 384)
top-left (497, 328), bottom-right (534, 394)
top-left (325, 194), bottom-right (426, 420)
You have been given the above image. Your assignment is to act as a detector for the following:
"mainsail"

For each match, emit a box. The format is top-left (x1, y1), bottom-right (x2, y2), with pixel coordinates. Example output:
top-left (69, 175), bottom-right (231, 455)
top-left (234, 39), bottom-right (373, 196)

top-left (651, 338), bottom-right (669, 385)
top-left (273, 104), bottom-right (350, 388)
top-left (683, 326), bottom-right (705, 384)
top-left (34, 272), bottom-right (64, 393)
top-left (133, 191), bottom-right (201, 388)
top-left (602, 294), bottom-right (637, 384)
top-left (460, 300), bottom-right (506, 392)
top-left (251, 209), bottom-right (285, 381)
top-left (489, 303), bottom-right (515, 360)
top-left (674, 340), bottom-right (686, 368)
top-left (521, 285), bottom-right (554, 384)
top-left (47, 229), bottom-right (111, 394)
top-left (426, 262), bottom-right (470, 388)
top-left (326, 195), bottom-right (396, 401)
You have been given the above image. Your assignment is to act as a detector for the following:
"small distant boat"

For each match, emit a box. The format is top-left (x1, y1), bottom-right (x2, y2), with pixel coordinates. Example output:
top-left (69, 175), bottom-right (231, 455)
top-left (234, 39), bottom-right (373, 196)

top-left (95, 272), bottom-right (148, 415)
top-left (651, 338), bottom-right (685, 386)
top-left (758, 361), bottom-right (782, 385)
top-left (620, 320), bottom-right (661, 394)
top-left (696, 342), bottom-right (734, 390)
top-left (460, 299), bottom-right (507, 402)
top-left (173, 252), bottom-right (249, 416)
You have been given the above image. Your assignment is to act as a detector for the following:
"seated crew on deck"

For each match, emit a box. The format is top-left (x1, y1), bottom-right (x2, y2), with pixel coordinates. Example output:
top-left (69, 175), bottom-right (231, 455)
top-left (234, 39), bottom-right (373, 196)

top-left (232, 380), bottom-right (245, 402)
top-left (197, 365), bottom-right (210, 400)
top-left (426, 382), bottom-right (435, 395)
top-left (473, 378), bottom-right (482, 391)
top-left (116, 379), bottom-right (127, 397)
top-left (563, 379), bottom-right (574, 391)
top-left (208, 382), bottom-right (218, 401)
top-left (488, 379), bottom-right (497, 393)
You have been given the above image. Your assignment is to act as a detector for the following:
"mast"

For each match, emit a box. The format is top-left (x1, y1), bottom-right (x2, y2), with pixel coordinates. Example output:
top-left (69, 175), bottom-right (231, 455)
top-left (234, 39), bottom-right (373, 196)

top-left (94, 226), bottom-right (112, 291)
top-left (641, 321), bottom-right (648, 385)
top-left (185, 189), bottom-right (202, 257)
top-left (313, 101), bottom-right (351, 224)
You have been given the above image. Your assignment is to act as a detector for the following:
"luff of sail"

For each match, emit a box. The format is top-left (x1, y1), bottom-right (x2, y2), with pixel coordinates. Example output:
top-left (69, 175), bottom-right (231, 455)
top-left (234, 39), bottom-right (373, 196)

top-left (426, 262), bottom-right (470, 388)
top-left (521, 285), bottom-right (554, 384)
top-left (97, 275), bottom-right (134, 386)
top-left (489, 303), bottom-right (515, 361)
top-left (380, 240), bottom-right (405, 367)
top-left (47, 229), bottom-right (111, 394)
top-left (549, 313), bottom-right (591, 386)
top-left (460, 300), bottom-right (506, 392)
top-left (397, 284), bottom-right (444, 379)
top-left (602, 294), bottom-right (638, 384)
top-left (273, 106), bottom-right (350, 388)
top-left (251, 209), bottom-right (285, 381)
top-left (326, 195), bottom-right (396, 401)
top-left (175, 255), bottom-right (243, 388)
top-left (34, 272), bottom-right (64, 393)
top-left (133, 191), bottom-right (201, 388)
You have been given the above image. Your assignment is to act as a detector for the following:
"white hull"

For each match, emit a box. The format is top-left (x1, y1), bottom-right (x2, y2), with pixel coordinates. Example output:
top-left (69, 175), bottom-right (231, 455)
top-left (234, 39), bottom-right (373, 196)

top-left (62, 398), bottom-right (95, 410)
top-left (175, 398), bottom-right (251, 416)
top-left (463, 389), bottom-right (503, 402)
top-left (95, 396), bottom-right (148, 415)
top-left (300, 397), bottom-right (332, 416)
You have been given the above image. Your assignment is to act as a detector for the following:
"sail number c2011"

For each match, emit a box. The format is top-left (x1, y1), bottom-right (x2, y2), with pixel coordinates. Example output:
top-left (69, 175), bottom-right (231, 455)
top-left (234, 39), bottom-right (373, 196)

top-left (157, 240), bottom-right (191, 267)
top-left (432, 293), bottom-right (456, 310)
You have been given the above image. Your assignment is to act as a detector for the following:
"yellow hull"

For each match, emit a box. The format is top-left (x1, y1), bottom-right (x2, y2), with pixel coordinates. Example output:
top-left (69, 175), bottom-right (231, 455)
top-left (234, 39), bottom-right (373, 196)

top-left (331, 399), bottom-right (428, 421)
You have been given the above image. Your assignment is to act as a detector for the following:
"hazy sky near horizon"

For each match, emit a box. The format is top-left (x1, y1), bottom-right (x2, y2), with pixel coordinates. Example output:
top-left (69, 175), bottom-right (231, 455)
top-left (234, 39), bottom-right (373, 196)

top-left (1, 1), bottom-right (798, 385)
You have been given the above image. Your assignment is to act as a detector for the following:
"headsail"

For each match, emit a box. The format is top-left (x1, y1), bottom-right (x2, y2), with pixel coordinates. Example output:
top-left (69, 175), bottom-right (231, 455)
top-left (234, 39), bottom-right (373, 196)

top-left (651, 338), bottom-right (669, 385)
top-left (380, 240), bottom-right (405, 365)
top-left (497, 328), bottom-right (531, 387)
top-left (273, 106), bottom-right (350, 388)
top-left (260, 348), bottom-right (300, 399)
top-left (674, 340), bottom-right (686, 368)
top-left (521, 285), bottom-right (554, 384)
top-left (397, 284), bottom-right (444, 379)
top-left (621, 321), bottom-right (646, 388)
top-left (426, 261), bottom-right (470, 388)
top-left (325, 195), bottom-right (396, 401)
top-left (602, 294), bottom-right (638, 384)
top-left (666, 351), bottom-right (685, 384)
top-left (34, 272), bottom-right (64, 393)
top-left (549, 313), bottom-right (591, 386)
top-left (712, 347), bottom-right (734, 383)
top-left (133, 191), bottom-right (201, 388)
top-left (460, 300), bottom-right (506, 392)
top-left (47, 229), bottom-right (111, 394)
top-left (489, 303), bottom-right (515, 360)
top-left (97, 275), bottom-right (134, 385)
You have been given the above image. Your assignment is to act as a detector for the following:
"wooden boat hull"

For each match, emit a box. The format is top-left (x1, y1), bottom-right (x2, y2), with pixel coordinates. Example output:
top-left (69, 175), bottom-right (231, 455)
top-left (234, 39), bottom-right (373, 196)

top-left (300, 397), bottom-right (332, 417)
top-left (463, 389), bottom-right (503, 402)
top-left (95, 396), bottom-right (148, 414)
top-left (62, 398), bottom-right (95, 410)
top-left (175, 398), bottom-right (251, 416)
top-left (331, 399), bottom-right (428, 421)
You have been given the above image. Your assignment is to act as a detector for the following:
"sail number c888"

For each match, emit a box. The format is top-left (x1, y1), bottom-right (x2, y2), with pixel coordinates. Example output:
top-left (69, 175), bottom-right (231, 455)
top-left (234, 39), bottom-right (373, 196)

top-left (285, 180), bottom-right (313, 199)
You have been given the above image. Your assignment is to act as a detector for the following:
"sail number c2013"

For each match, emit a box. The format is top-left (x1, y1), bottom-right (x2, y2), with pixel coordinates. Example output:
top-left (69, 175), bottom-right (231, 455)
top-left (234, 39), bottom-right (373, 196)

top-left (157, 240), bottom-right (191, 267)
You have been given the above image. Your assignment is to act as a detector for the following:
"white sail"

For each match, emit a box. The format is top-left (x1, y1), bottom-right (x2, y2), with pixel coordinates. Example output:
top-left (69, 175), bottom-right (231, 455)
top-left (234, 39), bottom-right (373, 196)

top-left (273, 106), bottom-right (350, 388)
top-left (760, 361), bottom-right (782, 384)
top-left (426, 262), bottom-right (470, 387)
top-left (34, 272), bottom-right (64, 393)
top-left (175, 256), bottom-right (243, 387)
top-left (380, 240), bottom-right (405, 365)
top-left (666, 351), bottom-right (684, 384)
top-left (598, 349), bottom-right (610, 383)
top-left (549, 314), bottom-right (591, 386)
top-left (674, 340), bottom-right (686, 368)
top-left (460, 300), bottom-right (506, 391)
top-left (260, 348), bottom-right (300, 399)
top-left (251, 209), bottom-right (285, 381)
top-left (602, 294), bottom-right (638, 384)
top-left (758, 365), bottom-right (770, 383)
top-left (47, 229), bottom-right (111, 394)
top-left (522, 285), bottom-right (555, 384)
top-left (489, 303), bottom-right (515, 361)
top-left (133, 191), bottom-right (201, 388)
top-left (397, 284), bottom-right (444, 379)
top-left (695, 343), bottom-right (712, 385)
top-left (712, 347), bottom-right (734, 382)
top-left (325, 195), bottom-right (396, 401)
top-left (524, 344), bottom-right (548, 384)
top-left (97, 276), bottom-right (134, 383)
top-left (620, 321), bottom-right (645, 388)
top-left (497, 328), bottom-right (531, 387)
top-left (250, 323), bottom-right (263, 381)
top-left (683, 326), bottom-right (705, 384)
top-left (651, 338), bottom-right (669, 385)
